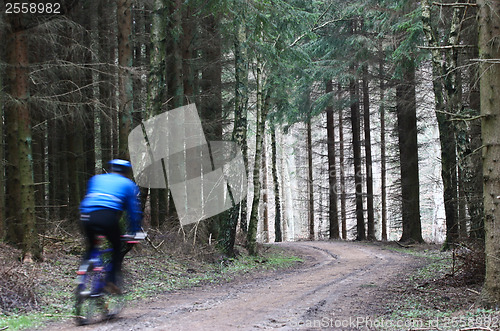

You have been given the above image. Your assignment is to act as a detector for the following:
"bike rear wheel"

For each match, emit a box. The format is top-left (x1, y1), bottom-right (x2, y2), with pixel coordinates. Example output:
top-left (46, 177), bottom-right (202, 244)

top-left (104, 272), bottom-right (126, 319)
top-left (74, 265), bottom-right (106, 325)
top-left (74, 266), bottom-right (128, 325)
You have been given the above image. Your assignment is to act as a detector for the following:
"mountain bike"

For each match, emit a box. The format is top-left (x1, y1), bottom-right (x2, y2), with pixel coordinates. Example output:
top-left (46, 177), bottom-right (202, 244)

top-left (74, 234), bottom-right (144, 326)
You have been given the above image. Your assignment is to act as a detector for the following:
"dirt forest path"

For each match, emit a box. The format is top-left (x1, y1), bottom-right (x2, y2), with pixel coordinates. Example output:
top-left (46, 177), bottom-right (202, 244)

top-left (42, 241), bottom-right (421, 331)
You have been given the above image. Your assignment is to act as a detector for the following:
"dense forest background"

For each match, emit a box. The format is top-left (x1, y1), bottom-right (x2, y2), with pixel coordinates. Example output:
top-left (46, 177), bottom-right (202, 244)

top-left (2, 0), bottom-right (500, 305)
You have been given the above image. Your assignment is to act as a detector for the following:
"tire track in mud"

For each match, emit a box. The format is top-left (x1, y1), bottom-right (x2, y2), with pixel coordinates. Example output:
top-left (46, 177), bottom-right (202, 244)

top-left (43, 241), bottom-right (420, 331)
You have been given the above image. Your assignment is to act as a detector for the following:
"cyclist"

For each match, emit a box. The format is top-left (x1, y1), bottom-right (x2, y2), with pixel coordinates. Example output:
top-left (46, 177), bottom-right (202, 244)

top-left (79, 159), bottom-right (144, 294)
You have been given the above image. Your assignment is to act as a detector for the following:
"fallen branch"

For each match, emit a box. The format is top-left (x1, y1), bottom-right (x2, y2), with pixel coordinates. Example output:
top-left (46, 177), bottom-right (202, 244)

top-left (146, 236), bottom-right (163, 253)
top-left (466, 288), bottom-right (480, 295)
top-left (396, 241), bottom-right (414, 248)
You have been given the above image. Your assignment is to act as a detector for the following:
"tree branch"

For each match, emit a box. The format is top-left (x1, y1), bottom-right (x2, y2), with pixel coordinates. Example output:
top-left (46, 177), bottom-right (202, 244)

top-left (289, 3), bottom-right (346, 48)
top-left (418, 45), bottom-right (475, 49)
top-left (432, 2), bottom-right (477, 7)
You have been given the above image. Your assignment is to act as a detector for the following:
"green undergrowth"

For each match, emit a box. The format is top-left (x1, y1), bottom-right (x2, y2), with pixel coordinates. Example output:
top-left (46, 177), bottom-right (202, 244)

top-left (0, 242), bottom-right (302, 331)
top-left (377, 243), bottom-right (499, 330)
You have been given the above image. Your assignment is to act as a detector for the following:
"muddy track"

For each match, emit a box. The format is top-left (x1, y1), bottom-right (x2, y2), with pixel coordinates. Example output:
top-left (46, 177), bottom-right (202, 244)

top-left (43, 241), bottom-right (420, 331)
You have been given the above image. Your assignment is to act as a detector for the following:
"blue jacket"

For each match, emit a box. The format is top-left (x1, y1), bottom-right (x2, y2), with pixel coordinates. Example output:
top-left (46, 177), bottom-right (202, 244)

top-left (80, 173), bottom-right (142, 232)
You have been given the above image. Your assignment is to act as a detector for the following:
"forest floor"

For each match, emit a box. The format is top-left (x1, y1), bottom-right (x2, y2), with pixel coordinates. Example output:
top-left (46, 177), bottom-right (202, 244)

top-left (1, 239), bottom-right (496, 330)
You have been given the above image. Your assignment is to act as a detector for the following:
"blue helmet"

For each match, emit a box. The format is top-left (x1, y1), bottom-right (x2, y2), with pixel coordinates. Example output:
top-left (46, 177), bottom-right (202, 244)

top-left (108, 159), bottom-right (132, 173)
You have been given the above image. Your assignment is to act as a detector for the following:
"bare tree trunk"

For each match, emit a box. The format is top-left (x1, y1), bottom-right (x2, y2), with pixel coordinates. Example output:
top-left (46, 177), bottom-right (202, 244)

top-left (396, 63), bottom-right (423, 243)
top-left (262, 137), bottom-right (269, 242)
top-left (0, 54), bottom-right (4, 240)
top-left (350, 75), bottom-right (365, 241)
top-left (98, 0), bottom-right (115, 166)
top-left (326, 80), bottom-right (339, 239)
top-left (5, 13), bottom-right (40, 260)
top-left (422, 0), bottom-right (459, 247)
top-left (147, 0), bottom-right (168, 229)
top-left (338, 84), bottom-right (347, 240)
top-left (307, 119), bottom-right (315, 240)
top-left (458, 167), bottom-right (467, 239)
top-left (182, 2), bottom-right (195, 100)
top-left (247, 91), bottom-right (270, 255)
top-left (462, 10), bottom-right (484, 241)
top-left (271, 125), bottom-right (282, 242)
top-left (200, 13), bottom-right (223, 140)
top-left (167, 0), bottom-right (184, 109)
top-left (117, 0), bottom-right (133, 159)
top-left (478, 0), bottom-right (500, 307)
top-left (379, 46), bottom-right (388, 241)
top-left (362, 66), bottom-right (375, 240)
top-left (233, 0), bottom-right (249, 233)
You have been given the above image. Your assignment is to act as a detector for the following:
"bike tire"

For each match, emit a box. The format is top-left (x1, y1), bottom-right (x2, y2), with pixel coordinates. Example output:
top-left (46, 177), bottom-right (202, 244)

top-left (74, 265), bottom-right (106, 325)
top-left (104, 270), bottom-right (127, 319)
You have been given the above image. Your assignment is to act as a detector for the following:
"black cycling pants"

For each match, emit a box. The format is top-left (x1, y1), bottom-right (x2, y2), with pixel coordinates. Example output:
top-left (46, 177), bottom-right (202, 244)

top-left (81, 208), bottom-right (122, 284)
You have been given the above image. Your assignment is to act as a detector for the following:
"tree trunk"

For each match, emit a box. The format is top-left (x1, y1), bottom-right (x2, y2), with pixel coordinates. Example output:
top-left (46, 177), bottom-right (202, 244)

top-left (200, 12), bottom-right (225, 247)
top-left (262, 137), bottom-right (269, 242)
top-left (350, 75), bottom-right (365, 241)
top-left (338, 84), bottom-right (347, 240)
top-left (307, 119), bottom-right (315, 240)
top-left (182, 2), bottom-right (195, 100)
top-left (379, 45), bottom-right (388, 241)
top-left (247, 90), bottom-right (270, 255)
top-left (98, 0), bottom-right (115, 166)
top-left (220, 0), bottom-right (250, 254)
top-left (362, 66), bottom-right (375, 240)
top-left (67, 120), bottom-right (82, 222)
top-left (200, 14), bottom-right (223, 141)
top-left (422, 0), bottom-right (459, 247)
top-left (233, 0), bottom-right (249, 233)
top-left (147, 0), bottom-right (168, 229)
top-left (117, 0), bottom-right (133, 159)
top-left (167, 0), bottom-right (184, 109)
top-left (462, 11), bottom-right (484, 241)
top-left (326, 80), bottom-right (339, 239)
top-left (5, 13), bottom-right (40, 260)
top-left (0, 55), bottom-right (4, 240)
top-left (478, 0), bottom-right (500, 307)
top-left (271, 125), bottom-right (282, 242)
top-left (396, 62), bottom-right (423, 243)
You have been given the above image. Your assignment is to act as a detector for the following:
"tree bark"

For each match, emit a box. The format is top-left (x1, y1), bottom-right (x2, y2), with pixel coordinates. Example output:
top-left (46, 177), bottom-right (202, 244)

top-left (396, 62), bottom-right (424, 243)
top-left (5, 13), bottom-right (40, 260)
top-left (350, 75), bottom-right (365, 241)
top-left (262, 137), bottom-right (269, 242)
top-left (271, 125), bottom-right (282, 242)
top-left (338, 84), bottom-right (347, 240)
top-left (98, 0), bottom-right (115, 166)
top-left (478, 0), bottom-right (500, 307)
top-left (362, 66), bottom-right (375, 240)
top-left (233, 0), bottom-right (249, 233)
top-left (0, 50), bottom-right (4, 240)
top-left (422, 0), bottom-right (459, 247)
top-left (326, 80), bottom-right (339, 239)
top-left (462, 9), bottom-right (484, 241)
top-left (307, 119), bottom-right (315, 240)
top-left (147, 0), bottom-right (168, 229)
top-left (379, 44), bottom-right (388, 241)
top-left (117, 0), bottom-right (133, 159)
top-left (247, 89), bottom-right (270, 255)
